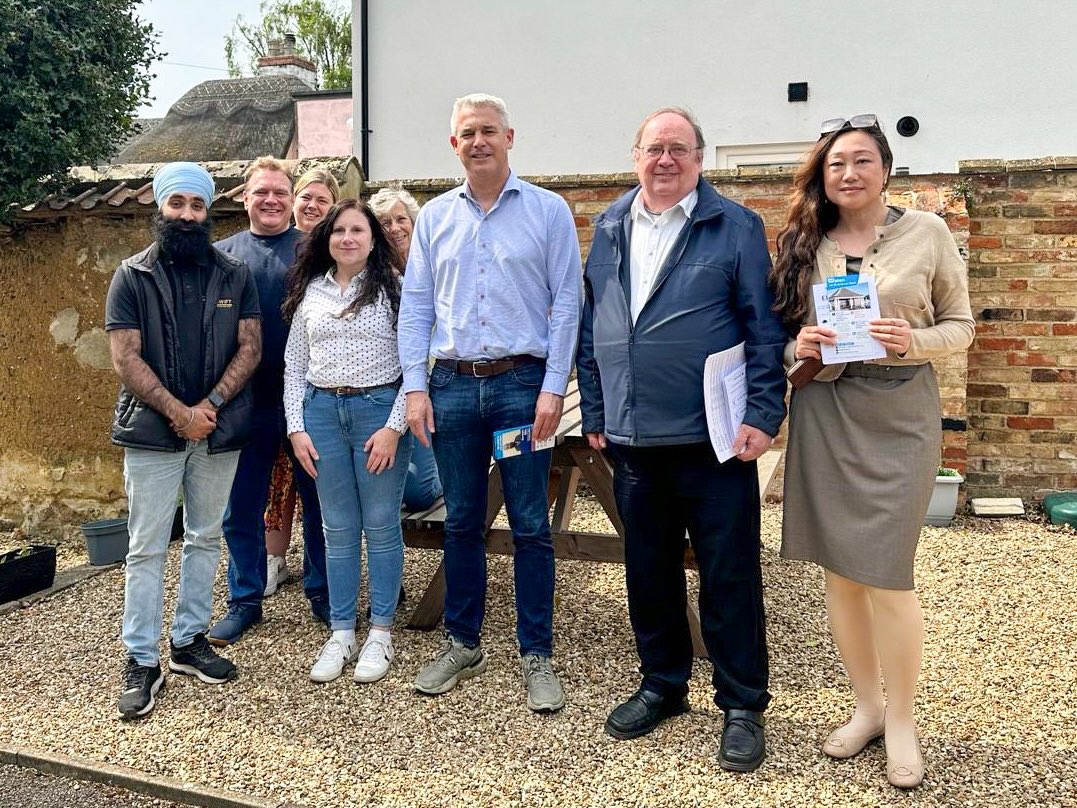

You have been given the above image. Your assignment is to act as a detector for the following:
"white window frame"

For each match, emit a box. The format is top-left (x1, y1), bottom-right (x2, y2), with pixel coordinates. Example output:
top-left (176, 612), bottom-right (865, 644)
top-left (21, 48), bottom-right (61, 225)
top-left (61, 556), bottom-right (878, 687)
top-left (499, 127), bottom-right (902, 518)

top-left (715, 141), bottom-right (815, 170)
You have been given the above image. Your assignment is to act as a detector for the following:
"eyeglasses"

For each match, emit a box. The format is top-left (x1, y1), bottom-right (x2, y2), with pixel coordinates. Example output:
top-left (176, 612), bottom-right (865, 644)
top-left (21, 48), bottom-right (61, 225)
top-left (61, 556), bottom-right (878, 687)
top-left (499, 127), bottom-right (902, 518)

top-left (819, 114), bottom-right (879, 138)
top-left (634, 143), bottom-right (700, 160)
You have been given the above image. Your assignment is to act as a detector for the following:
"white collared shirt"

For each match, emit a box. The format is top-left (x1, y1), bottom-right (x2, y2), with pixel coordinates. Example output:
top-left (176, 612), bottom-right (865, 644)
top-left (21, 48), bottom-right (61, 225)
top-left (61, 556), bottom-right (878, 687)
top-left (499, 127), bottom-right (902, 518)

top-left (283, 269), bottom-right (407, 434)
top-left (628, 189), bottom-right (698, 323)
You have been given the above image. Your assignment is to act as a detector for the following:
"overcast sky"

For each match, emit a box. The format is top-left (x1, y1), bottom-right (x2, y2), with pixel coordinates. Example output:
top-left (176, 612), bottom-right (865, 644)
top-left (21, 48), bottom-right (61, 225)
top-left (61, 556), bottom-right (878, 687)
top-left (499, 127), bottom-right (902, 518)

top-left (136, 0), bottom-right (266, 117)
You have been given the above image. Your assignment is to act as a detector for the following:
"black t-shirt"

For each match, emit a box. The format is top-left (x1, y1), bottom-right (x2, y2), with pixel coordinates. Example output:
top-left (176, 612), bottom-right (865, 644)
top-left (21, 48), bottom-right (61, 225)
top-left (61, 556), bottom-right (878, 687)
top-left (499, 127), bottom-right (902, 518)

top-left (165, 255), bottom-right (211, 404)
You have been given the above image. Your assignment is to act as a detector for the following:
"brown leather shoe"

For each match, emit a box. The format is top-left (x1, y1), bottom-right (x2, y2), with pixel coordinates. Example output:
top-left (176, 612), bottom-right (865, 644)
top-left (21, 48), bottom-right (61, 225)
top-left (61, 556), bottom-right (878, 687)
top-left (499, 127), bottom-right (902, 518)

top-left (822, 722), bottom-right (885, 759)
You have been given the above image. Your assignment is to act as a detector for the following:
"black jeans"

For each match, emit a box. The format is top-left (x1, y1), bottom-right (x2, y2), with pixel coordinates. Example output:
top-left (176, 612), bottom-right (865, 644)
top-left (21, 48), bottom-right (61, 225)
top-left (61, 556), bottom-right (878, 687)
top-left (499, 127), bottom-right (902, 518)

top-left (605, 441), bottom-right (770, 712)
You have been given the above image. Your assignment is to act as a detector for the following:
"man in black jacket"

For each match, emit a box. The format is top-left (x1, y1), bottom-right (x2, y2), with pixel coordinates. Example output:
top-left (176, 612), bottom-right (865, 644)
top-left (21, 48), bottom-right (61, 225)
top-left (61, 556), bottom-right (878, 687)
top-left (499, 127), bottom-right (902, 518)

top-left (105, 162), bottom-right (261, 720)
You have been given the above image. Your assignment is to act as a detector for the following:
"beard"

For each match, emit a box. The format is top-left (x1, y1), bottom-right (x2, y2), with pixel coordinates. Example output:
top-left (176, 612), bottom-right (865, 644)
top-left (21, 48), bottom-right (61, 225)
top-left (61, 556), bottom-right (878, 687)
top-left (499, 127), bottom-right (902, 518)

top-left (153, 212), bottom-right (213, 264)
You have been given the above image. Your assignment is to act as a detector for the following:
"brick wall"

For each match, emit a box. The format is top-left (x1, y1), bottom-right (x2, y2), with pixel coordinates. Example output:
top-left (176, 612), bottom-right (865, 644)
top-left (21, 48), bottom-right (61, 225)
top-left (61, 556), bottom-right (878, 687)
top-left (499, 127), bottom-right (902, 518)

top-left (961, 158), bottom-right (1077, 501)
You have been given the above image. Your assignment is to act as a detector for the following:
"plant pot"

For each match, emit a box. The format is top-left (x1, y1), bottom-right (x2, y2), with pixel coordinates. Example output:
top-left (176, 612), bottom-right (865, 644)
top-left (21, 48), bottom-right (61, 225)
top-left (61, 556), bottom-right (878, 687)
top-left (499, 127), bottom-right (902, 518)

top-left (925, 472), bottom-right (963, 526)
top-left (81, 517), bottom-right (130, 565)
top-left (0, 545), bottom-right (58, 604)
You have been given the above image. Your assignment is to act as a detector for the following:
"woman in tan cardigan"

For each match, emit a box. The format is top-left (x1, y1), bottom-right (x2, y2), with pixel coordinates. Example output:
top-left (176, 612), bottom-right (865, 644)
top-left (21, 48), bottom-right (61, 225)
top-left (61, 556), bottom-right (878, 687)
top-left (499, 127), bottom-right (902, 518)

top-left (771, 116), bottom-right (974, 790)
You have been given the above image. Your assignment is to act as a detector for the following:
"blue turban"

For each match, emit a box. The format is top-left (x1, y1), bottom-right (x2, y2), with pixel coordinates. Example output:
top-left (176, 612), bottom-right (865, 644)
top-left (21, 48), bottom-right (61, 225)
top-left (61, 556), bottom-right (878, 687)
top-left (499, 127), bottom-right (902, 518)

top-left (152, 162), bottom-right (215, 209)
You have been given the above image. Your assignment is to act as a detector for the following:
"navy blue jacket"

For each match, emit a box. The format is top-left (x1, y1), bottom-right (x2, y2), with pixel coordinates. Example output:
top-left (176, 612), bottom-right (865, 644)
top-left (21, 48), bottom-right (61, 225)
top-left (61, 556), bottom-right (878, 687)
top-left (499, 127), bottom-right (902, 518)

top-left (576, 178), bottom-right (787, 446)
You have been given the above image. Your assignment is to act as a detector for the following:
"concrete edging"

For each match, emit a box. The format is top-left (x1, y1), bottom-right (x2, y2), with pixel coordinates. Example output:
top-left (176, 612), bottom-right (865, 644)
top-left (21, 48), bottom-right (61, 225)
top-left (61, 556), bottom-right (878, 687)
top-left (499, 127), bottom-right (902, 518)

top-left (0, 744), bottom-right (305, 808)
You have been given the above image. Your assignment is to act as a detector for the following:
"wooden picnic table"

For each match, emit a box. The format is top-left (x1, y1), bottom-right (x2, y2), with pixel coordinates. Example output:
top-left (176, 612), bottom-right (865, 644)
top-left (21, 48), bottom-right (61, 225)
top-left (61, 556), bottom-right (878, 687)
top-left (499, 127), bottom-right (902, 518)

top-left (401, 378), bottom-right (781, 658)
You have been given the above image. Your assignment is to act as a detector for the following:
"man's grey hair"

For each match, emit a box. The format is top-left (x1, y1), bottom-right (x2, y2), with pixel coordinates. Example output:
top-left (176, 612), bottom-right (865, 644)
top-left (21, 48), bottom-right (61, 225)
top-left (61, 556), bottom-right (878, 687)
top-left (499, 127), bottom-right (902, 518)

top-left (450, 93), bottom-right (511, 135)
top-left (368, 185), bottom-right (420, 223)
top-left (633, 106), bottom-right (706, 149)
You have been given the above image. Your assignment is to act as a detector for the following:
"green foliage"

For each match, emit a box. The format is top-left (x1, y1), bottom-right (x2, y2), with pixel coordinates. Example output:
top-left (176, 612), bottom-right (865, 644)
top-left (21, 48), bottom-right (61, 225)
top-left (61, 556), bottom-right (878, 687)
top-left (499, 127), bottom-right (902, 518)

top-left (937, 466), bottom-right (961, 477)
top-left (0, 0), bottom-right (160, 220)
top-left (225, 0), bottom-right (351, 89)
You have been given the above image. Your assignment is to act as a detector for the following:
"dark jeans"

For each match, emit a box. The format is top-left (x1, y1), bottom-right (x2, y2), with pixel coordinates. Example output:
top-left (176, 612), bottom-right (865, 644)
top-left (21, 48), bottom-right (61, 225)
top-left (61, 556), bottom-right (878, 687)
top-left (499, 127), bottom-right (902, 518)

top-left (429, 361), bottom-right (554, 657)
top-left (605, 441), bottom-right (770, 712)
top-left (222, 404), bottom-right (327, 607)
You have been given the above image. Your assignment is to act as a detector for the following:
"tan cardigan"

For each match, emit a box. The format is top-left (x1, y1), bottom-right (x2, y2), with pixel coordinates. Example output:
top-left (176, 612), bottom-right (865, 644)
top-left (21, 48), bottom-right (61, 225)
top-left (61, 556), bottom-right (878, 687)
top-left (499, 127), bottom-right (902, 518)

top-left (783, 208), bottom-right (975, 382)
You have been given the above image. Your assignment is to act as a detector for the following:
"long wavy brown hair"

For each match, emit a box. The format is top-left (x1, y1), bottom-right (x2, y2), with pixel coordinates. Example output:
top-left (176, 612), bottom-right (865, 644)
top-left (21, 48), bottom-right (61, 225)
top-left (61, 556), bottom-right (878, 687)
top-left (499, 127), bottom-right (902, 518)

top-left (770, 125), bottom-right (893, 333)
top-left (281, 199), bottom-right (403, 324)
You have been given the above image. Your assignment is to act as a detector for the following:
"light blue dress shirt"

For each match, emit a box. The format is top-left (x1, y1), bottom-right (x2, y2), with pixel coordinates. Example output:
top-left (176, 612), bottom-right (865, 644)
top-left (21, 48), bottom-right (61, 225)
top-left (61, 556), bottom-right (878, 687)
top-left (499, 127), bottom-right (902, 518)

top-left (398, 171), bottom-right (583, 396)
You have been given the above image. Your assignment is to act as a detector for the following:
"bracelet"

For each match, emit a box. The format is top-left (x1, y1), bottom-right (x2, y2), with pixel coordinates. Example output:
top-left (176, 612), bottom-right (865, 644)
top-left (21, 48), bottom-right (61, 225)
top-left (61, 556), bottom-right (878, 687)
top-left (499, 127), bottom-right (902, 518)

top-left (181, 408), bottom-right (196, 431)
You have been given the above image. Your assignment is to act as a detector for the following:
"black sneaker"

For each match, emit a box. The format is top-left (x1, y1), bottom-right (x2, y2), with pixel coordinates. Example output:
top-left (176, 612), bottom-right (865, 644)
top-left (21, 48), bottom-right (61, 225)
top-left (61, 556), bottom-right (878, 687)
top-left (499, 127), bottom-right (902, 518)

top-left (169, 633), bottom-right (238, 684)
top-left (117, 657), bottom-right (164, 720)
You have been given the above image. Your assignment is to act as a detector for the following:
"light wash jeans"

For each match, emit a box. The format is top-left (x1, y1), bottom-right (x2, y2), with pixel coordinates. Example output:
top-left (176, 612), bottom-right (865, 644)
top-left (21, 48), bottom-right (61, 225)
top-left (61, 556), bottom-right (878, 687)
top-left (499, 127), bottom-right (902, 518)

top-left (122, 441), bottom-right (240, 666)
top-left (304, 385), bottom-right (410, 631)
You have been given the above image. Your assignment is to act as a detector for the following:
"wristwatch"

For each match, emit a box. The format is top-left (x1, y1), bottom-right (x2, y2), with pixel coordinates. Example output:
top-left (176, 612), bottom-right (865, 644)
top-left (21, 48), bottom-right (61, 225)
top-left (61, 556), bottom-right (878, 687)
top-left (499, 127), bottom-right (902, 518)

top-left (207, 390), bottom-right (226, 409)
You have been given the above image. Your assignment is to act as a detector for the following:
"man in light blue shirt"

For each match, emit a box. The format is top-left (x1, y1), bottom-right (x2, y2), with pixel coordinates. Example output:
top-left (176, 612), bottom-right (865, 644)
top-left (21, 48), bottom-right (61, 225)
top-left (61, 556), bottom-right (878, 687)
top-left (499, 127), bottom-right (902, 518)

top-left (398, 93), bottom-right (582, 713)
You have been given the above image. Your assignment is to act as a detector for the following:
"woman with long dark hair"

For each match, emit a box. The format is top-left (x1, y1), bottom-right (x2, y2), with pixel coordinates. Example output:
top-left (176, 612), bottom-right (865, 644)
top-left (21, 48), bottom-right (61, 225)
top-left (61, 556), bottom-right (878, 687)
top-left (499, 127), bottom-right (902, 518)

top-left (283, 199), bottom-right (411, 685)
top-left (772, 116), bottom-right (974, 789)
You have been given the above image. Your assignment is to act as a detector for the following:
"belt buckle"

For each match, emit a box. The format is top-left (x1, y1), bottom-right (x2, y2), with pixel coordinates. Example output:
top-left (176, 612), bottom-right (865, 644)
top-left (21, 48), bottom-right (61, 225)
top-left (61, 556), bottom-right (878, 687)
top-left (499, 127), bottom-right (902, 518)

top-left (471, 361), bottom-right (494, 378)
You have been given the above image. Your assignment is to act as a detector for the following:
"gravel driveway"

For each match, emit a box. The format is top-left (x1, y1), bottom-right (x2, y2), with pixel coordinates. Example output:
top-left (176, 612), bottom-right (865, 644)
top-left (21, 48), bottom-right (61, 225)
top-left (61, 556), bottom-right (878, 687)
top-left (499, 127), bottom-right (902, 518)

top-left (0, 500), bottom-right (1073, 808)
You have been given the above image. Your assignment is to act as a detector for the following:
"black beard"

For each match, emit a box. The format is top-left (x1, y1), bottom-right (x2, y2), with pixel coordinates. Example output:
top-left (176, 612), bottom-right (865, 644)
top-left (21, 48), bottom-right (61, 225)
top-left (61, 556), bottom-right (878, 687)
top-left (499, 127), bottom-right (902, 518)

top-left (153, 213), bottom-right (213, 264)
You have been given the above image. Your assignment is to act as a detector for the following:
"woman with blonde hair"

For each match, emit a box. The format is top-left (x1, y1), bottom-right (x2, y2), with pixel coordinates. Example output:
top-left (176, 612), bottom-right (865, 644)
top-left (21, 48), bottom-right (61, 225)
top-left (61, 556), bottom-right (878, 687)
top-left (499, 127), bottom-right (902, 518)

top-left (772, 116), bottom-right (974, 790)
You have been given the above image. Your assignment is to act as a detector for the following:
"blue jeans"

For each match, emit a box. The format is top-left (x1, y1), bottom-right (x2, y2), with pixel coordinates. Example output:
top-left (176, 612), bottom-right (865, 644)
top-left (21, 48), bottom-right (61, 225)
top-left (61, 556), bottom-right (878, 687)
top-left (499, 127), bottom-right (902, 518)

top-left (304, 385), bottom-right (411, 630)
top-left (429, 361), bottom-right (554, 657)
top-left (402, 436), bottom-right (443, 511)
top-left (222, 404), bottom-right (327, 608)
top-left (122, 442), bottom-right (240, 666)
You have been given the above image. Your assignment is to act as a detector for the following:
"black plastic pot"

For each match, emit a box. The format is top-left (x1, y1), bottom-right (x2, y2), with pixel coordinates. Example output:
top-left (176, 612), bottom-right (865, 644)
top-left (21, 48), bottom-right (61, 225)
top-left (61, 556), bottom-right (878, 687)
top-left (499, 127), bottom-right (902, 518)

top-left (0, 545), bottom-right (58, 604)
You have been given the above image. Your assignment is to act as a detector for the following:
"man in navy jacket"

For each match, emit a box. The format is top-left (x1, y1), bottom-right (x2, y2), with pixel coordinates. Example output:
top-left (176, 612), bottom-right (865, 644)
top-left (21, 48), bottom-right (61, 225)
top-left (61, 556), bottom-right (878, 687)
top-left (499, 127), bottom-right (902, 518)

top-left (576, 108), bottom-right (786, 771)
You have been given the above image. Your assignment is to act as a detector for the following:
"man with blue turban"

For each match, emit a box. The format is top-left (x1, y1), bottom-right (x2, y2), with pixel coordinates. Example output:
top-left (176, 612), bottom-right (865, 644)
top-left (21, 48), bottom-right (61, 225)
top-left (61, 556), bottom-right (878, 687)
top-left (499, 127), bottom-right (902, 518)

top-left (105, 161), bottom-right (263, 719)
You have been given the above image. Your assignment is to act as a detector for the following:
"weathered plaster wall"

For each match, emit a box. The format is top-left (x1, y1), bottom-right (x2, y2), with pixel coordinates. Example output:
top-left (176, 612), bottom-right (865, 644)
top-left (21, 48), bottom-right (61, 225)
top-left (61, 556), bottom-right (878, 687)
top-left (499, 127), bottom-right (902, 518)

top-left (0, 212), bottom-right (248, 538)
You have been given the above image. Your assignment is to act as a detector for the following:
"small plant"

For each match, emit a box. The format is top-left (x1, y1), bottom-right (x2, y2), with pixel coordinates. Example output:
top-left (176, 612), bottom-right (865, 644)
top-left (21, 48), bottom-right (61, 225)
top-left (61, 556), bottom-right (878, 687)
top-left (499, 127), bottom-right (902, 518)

top-left (937, 466), bottom-right (960, 477)
top-left (948, 178), bottom-right (975, 208)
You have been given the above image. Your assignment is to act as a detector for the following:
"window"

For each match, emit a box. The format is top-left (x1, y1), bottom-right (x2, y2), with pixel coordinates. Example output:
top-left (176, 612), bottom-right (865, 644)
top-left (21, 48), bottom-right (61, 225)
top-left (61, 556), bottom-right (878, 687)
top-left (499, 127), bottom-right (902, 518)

top-left (715, 141), bottom-right (814, 170)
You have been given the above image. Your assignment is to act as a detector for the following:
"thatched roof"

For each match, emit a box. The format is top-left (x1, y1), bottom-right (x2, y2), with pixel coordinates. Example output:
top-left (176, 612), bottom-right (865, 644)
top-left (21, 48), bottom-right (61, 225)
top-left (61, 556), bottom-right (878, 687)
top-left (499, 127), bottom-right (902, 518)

top-left (114, 75), bottom-right (309, 163)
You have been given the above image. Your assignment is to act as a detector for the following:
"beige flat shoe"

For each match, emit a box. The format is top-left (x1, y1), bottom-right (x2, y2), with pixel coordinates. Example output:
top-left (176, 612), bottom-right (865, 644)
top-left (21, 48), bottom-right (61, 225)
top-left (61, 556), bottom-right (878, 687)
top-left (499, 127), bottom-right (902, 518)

top-left (822, 723), bottom-right (885, 759)
top-left (886, 740), bottom-right (925, 789)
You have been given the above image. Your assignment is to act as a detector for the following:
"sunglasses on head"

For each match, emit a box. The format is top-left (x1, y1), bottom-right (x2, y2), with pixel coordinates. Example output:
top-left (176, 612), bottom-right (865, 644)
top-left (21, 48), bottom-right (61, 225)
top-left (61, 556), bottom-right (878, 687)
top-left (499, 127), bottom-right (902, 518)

top-left (819, 114), bottom-right (879, 138)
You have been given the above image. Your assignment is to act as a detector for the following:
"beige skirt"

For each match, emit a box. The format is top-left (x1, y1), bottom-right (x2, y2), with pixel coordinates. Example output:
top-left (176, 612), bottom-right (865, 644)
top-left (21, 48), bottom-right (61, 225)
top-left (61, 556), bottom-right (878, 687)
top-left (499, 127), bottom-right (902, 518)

top-left (780, 363), bottom-right (940, 590)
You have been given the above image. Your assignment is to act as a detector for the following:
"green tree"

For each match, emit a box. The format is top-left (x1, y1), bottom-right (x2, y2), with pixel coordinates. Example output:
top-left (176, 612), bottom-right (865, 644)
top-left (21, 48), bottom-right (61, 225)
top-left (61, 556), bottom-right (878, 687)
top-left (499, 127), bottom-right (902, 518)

top-left (225, 0), bottom-right (351, 90)
top-left (0, 0), bottom-right (160, 219)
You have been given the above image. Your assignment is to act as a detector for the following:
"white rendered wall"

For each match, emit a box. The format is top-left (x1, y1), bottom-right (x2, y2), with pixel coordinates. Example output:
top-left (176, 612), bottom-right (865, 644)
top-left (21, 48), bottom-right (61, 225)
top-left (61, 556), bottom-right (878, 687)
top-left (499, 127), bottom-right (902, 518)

top-left (353, 0), bottom-right (1076, 181)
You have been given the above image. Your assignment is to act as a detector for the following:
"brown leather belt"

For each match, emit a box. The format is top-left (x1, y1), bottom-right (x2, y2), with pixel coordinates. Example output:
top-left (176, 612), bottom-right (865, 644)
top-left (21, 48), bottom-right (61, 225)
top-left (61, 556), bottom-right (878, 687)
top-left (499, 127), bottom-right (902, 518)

top-left (434, 354), bottom-right (544, 378)
top-left (316, 378), bottom-right (402, 396)
top-left (843, 362), bottom-right (921, 380)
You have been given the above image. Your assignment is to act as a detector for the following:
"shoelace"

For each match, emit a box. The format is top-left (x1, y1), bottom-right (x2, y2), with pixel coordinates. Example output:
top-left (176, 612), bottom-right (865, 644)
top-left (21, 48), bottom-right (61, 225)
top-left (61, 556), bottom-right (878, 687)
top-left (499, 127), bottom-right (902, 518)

top-left (523, 655), bottom-right (555, 682)
top-left (319, 638), bottom-right (353, 663)
top-left (123, 661), bottom-right (150, 690)
top-left (359, 638), bottom-right (389, 664)
top-left (433, 639), bottom-right (461, 669)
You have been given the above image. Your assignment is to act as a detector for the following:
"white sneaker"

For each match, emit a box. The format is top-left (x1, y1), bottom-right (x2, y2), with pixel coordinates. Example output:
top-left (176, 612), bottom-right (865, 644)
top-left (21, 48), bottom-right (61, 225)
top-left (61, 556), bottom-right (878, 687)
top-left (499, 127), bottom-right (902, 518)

top-left (309, 637), bottom-right (358, 683)
top-left (353, 634), bottom-right (394, 683)
top-left (264, 555), bottom-right (290, 597)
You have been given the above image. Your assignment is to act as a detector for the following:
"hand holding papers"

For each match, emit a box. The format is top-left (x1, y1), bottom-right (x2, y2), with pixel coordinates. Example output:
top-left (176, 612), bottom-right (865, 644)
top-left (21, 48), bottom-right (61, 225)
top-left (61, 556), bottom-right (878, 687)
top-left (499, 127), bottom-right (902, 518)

top-left (812, 275), bottom-right (886, 364)
top-left (704, 342), bottom-right (746, 463)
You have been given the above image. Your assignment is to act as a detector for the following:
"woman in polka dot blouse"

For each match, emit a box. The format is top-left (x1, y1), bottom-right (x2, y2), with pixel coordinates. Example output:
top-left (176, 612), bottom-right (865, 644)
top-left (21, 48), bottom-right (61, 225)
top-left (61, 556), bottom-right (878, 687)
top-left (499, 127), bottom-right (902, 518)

top-left (282, 199), bottom-right (411, 686)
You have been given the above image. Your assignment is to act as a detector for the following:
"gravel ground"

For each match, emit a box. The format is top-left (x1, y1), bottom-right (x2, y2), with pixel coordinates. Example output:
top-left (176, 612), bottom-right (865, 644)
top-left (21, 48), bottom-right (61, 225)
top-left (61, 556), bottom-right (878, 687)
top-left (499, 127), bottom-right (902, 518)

top-left (0, 499), bottom-right (1074, 808)
top-left (0, 762), bottom-right (184, 808)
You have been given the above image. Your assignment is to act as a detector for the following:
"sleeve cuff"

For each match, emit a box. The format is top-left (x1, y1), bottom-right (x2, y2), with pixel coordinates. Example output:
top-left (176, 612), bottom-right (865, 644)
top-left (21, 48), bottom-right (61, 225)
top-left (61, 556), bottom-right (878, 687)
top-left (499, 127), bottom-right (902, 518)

top-left (540, 370), bottom-right (570, 396)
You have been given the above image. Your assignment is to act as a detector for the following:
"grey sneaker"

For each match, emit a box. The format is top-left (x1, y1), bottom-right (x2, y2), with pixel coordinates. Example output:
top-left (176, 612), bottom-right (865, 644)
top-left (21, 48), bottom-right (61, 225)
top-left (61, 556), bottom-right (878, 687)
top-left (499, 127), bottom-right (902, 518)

top-left (521, 653), bottom-right (565, 713)
top-left (413, 636), bottom-right (487, 695)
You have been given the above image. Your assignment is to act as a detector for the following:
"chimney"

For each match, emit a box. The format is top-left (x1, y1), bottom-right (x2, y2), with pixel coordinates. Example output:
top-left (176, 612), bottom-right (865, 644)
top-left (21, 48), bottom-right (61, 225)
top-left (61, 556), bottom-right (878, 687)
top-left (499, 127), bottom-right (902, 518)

top-left (257, 33), bottom-right (317, 88)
